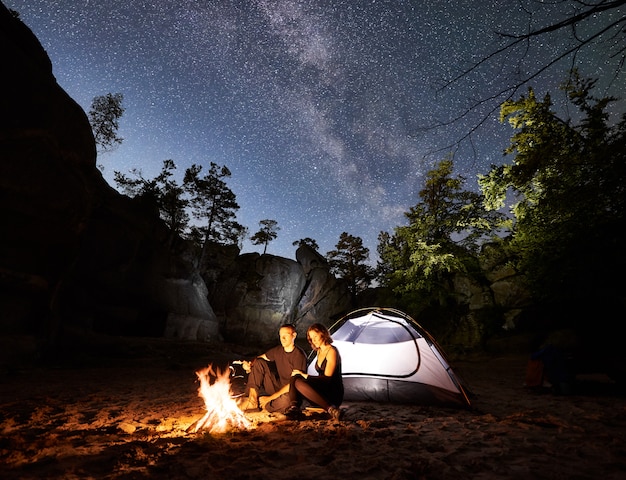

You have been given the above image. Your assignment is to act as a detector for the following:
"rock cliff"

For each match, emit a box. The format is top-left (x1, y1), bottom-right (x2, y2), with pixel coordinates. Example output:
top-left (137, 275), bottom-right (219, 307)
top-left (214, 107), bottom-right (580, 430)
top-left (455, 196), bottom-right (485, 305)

top-left (0, 4), bottom-right (535, 365)
top-left (0, 5), bottom-right (351, 360)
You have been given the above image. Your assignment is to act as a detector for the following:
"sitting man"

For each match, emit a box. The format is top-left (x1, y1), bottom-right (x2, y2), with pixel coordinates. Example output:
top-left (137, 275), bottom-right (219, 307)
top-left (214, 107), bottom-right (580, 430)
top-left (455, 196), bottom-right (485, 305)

top-left (239, 323), bottom-right (307, 414)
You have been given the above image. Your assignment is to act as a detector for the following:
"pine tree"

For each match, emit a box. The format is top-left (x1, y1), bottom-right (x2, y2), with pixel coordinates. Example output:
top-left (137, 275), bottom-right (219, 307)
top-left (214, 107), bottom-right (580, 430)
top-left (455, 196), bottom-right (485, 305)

top-left (88, 93), bottom-right (124, 153)
top-left (250, 219), bottom-right (280, 254)
top-left (183, 162), bottom-right (244, 249)
top-left (326, 232), bottom-right (373, 302)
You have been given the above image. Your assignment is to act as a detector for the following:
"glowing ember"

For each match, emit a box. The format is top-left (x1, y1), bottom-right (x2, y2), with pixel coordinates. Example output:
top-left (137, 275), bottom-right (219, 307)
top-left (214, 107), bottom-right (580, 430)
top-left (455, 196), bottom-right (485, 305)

top-left (189, 364), bottom-right (251, 434)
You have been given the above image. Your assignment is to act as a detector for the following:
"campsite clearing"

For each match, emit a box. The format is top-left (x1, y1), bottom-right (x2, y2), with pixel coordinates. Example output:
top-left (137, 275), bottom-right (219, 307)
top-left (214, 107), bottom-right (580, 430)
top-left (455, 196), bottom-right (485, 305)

top-left (1, 337), bottom-right (625, 479)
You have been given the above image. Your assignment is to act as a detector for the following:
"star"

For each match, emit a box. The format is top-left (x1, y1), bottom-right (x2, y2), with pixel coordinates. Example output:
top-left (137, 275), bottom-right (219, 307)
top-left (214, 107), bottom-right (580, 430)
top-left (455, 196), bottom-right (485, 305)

top-left (7, 0), bottom-right (623, 261)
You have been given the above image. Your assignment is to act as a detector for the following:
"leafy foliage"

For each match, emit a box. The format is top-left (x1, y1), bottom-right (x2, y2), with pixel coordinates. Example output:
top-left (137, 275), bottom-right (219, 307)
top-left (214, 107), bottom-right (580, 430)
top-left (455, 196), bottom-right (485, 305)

top-left (327, 232), bottom-right (374, 302)
top-left (88, 93), bottom-right (124, 153)
top-left (292, 237), bottom-right (320, 251)
top-left (479, 72), bottom-right (626, 322)
top-left (378, 158), bottom-right (505, 308)
top-left (250, 219), bottom-right (280, 254)
top-left (184, 162), bottom-right (244, 246)
top-left (114, 159), bottom-right (189, 236)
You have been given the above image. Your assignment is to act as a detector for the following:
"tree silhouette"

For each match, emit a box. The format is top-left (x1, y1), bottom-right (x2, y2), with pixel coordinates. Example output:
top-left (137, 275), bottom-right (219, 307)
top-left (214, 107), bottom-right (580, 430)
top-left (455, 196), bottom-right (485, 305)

top-left (114, 160), bottom-right (245, 251)
top-left (424, 0), bottom-right (625, 155)
top-left (478, 73), bottom-right (626, 320)
top-left (183, 162), bottom-right (243, 249)
top-left (114, 159), bottom-right (188, 237)
top-left (250, 219), bottom-right (280, 254)
top-left (88, 93), bottom-right (124, 153)
top-left (326, 232), bottom-right (374, 303)
top-left (292, 237), bottom-right (319, 251)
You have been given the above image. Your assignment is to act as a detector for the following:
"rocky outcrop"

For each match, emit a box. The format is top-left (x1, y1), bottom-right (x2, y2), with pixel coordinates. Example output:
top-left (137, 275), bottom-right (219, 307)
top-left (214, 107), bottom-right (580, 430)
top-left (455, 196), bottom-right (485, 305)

top-left (0, 4), bottom-right (364, 355)
top-left (211, 253), bottom-right (306, 345)
top-left (205, 246), bottom-right (351, 346)
top-left (295, 244), bottom-right (328, 275)
top-left (295, 264), bottom-right (351, 327)
top-left (292, 245), bottom-right (351, 328)
top-left (0, 5), bottom-right (219, 350)
top-left (1, 4), bottom-right (100, 340)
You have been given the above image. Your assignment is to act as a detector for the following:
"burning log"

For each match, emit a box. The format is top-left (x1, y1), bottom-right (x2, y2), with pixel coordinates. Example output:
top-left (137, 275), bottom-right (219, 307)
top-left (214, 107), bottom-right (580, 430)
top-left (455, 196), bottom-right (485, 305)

top-left (187, 364), bottom-right (251, 434)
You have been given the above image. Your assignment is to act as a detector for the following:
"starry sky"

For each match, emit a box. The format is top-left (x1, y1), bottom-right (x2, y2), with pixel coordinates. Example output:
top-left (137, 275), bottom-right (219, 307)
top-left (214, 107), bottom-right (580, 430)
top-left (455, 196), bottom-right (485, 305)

top-left (6, 0), bottom-right (624, 261)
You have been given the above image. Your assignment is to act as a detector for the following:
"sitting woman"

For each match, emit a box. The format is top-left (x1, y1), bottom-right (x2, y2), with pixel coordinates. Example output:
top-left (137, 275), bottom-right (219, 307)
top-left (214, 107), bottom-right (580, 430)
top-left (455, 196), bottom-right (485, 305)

top-left (286, 323), bottom-right (344, 420)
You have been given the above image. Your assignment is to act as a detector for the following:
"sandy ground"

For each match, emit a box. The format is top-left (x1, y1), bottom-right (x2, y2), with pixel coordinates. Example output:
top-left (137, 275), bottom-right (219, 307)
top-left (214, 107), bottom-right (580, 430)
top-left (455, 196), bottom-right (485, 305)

top-left (1, 336), bottom-right (625, 480)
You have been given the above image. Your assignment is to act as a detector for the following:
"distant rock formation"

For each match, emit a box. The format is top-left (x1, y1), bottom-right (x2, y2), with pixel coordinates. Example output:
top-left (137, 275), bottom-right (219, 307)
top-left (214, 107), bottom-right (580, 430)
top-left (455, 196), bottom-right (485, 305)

top-left (202, 244), bottom-right (351, 346)
top-left (295, 245), bottom-right (351, 330)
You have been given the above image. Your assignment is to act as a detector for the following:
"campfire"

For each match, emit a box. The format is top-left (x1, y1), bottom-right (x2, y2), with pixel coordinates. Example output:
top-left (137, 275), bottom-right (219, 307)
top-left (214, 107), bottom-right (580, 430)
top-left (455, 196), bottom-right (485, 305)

top-left (187, 364), bottom-right (251, 434)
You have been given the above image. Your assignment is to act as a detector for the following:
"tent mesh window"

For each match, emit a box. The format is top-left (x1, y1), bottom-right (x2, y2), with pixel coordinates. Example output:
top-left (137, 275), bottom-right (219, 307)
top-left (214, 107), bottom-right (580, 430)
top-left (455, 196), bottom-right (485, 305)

top-left (333, 317), bottom-right (421, 344)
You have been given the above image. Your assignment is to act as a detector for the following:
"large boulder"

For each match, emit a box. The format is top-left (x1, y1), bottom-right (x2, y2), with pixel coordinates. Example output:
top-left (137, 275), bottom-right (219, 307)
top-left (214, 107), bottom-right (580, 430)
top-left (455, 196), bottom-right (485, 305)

top-left (295, 266), bottom-right (351, 329)
top-left (162, 276), bottom-right (220, 341)
top-left (199, 240), bottom-right (240, 299)
top-left (452, 274), bottom-right (494, 311)
top-left (294, 244), bottom-right (351, 330)
top-left (60, 191), bottom-right (220, 341)
top-left (212, 253), bottom-right (307, 346)
top-left (206, 246), bottom-right (352, 346)
top-left (295, 244), bottom-right (328, 274)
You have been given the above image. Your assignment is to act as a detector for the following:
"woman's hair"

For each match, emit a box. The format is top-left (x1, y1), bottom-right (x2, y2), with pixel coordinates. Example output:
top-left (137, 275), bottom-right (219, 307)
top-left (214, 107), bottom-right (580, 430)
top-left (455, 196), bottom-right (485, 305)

top-left (306, 323), bottom-right (333, 348)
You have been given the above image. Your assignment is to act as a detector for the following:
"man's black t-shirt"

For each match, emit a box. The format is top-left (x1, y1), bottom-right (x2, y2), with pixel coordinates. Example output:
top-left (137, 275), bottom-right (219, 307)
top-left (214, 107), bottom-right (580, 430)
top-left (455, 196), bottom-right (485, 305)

top-left (265, 345), bottom-right (307, 386)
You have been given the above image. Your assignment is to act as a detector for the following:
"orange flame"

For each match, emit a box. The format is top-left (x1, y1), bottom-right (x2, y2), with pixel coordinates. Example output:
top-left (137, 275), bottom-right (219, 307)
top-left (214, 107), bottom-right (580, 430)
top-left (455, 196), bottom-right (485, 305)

top-left (190, 364), bottom-right (251, 434)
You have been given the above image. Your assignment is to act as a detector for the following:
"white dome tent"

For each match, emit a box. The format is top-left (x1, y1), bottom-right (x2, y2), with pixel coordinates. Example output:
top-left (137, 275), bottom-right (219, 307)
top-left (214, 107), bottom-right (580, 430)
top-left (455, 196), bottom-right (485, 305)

top-left (308, 307), bottom-right (471, 407)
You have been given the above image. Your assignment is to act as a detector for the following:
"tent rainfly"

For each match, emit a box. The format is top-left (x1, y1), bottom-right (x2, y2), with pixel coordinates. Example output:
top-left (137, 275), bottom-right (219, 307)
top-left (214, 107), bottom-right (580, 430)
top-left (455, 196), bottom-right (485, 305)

top-left (308, 307), bottom-right (471, 407)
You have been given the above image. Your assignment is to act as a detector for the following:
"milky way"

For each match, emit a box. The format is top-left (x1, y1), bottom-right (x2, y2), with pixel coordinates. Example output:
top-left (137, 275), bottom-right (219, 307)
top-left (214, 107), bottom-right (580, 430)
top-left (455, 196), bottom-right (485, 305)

top-left (6, 0), bottom-right (624, 261)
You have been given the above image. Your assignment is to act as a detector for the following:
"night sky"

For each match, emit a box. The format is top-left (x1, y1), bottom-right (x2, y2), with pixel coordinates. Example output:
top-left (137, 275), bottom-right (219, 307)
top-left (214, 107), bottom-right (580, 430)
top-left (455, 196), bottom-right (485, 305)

top-left (6, 0), bottom-right (624, 261)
